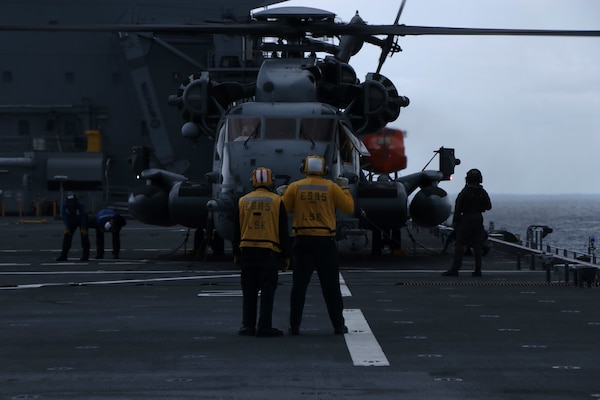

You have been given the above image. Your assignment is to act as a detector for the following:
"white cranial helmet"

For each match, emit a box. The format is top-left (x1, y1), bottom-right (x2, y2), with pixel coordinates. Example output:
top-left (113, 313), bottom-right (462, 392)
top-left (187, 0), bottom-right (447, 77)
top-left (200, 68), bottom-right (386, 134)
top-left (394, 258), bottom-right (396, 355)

top-left (104, 221), bottom-right (113, 232)
top-left (303, 155), bottom-right (326, 175)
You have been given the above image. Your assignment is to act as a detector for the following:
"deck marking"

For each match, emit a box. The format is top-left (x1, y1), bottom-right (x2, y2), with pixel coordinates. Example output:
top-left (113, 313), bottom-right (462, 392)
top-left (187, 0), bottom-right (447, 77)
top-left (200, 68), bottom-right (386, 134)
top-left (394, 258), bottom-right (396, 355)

top-left (339, 273), bottom-right (352, 297)
top-left (0, 270), bottom-right (186, 275)
top-left (0, 273), bottom-right (242, 290)
top-left (343, 309), bottom-right (390, 367)
top-left (197, 290), bottom-right (243, 297)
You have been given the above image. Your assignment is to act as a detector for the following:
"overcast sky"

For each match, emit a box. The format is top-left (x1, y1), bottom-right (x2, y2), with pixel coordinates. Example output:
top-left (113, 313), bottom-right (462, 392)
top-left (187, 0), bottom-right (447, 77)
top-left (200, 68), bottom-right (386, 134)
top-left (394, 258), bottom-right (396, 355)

top-left (268, 0), bottom-right (600, 195)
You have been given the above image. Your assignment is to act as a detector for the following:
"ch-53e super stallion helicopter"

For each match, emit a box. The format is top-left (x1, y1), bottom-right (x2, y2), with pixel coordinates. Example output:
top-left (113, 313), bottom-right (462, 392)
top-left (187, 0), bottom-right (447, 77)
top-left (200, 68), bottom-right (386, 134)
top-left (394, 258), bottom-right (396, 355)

top-left (2, 1), bottom-right (597, 256)
top-left (124, 2), bottom-right (599, 256)
top-left (129, 4), bottom-right (462, 256)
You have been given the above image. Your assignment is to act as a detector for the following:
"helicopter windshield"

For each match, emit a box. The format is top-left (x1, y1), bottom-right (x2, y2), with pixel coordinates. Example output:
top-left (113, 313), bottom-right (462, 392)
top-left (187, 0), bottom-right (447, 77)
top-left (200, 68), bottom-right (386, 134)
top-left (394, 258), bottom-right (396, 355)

top-left (301, 118), bottom-right (336, 142)
top-left (264, 118), bottom-right (296, 139)
top-left (227, 117), bottom-right (261, 141)
top-left (226, 116), bottom-right (337, 142)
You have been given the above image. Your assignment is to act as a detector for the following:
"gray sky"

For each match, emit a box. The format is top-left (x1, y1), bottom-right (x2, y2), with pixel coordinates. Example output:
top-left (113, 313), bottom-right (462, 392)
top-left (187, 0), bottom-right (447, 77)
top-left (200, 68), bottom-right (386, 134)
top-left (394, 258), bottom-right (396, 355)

top-left (271, 0), bottom-right (600, 195)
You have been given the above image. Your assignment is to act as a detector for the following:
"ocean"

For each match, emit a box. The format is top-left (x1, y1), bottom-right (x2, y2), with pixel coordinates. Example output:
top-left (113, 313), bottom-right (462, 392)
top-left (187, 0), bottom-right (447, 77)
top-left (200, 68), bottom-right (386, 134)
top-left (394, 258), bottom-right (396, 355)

top-left (465, 193), bottom-right (600, 255)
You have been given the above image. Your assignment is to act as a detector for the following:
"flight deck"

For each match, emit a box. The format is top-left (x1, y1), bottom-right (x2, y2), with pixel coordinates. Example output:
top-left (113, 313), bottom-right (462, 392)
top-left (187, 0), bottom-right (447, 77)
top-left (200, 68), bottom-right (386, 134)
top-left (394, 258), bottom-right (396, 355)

top-left (1, 217), bottom-right (599, 399)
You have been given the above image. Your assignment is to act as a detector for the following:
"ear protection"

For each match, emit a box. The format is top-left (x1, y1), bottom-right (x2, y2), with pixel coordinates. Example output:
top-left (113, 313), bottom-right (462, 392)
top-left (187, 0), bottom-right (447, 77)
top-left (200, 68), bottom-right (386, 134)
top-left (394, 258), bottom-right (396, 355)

top-left (251, 167), bottom-right (273, 188)
top-left (301, 155), bottom-right (327, 176)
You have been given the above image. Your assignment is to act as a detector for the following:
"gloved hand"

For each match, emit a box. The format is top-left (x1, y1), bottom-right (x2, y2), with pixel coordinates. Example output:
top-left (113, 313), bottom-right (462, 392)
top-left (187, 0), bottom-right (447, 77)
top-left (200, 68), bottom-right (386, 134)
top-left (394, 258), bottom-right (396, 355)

top-left (276, 185), bottom-right (288, 196)
top-left (233, 256), bottom-right (241, 266)
top-left (335, 177), bottom-right (349, 189)
top-left (280, 258), bottom-right (290, 271)
top-left (63, 228), bottom-right (72, 235)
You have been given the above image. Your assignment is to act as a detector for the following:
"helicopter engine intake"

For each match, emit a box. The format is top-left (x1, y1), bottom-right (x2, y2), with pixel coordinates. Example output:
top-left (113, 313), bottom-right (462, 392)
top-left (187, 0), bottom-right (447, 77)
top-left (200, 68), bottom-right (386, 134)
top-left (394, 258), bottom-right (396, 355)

top-left (348, 72), bottom-right (409, 136)
top-left (168, 71), bottom-right (246, 140)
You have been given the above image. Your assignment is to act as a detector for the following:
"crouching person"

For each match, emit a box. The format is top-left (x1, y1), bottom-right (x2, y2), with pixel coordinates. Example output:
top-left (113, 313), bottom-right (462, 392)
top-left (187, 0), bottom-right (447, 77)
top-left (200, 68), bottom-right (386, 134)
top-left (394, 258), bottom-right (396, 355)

top-left (89, 209), bottom-right (127, 259)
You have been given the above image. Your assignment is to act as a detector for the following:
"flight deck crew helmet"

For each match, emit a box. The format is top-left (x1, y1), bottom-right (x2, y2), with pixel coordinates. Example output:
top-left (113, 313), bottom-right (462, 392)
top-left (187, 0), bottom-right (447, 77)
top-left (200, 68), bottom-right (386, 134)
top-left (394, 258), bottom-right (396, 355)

top-left (466, 168), bottom-right (483, 184)
top-left (66, 192), bottom-right (78, 201)
top-left (301, 155), bottom-right (327, 176)
top-left (65, 192), bottom-right (78, 205)
top-left (251, 167), bottom-right (273, 189)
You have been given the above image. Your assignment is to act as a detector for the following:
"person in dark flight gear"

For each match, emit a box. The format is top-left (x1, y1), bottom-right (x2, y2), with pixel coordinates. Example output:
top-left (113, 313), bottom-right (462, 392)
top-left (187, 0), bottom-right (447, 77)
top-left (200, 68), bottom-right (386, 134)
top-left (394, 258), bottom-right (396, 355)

top-left (89, 208), bottom-right (127, 259)
top-left (233, 167), bottom-right (290, 337)
top-left (280, 155), bottom-right (354, 335)
top-left (55, 192), bottom-right (90, 261)
top-left (442, 168), bottom-right (492, 277)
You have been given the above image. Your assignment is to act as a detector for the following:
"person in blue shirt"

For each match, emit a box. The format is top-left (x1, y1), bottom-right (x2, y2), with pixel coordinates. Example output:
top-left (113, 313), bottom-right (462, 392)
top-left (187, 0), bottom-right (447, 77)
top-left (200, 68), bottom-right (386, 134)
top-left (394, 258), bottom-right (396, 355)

top-left (89, 208), bottom-right (127, 259)
top-left (56, 192), bottom-right (90, 261)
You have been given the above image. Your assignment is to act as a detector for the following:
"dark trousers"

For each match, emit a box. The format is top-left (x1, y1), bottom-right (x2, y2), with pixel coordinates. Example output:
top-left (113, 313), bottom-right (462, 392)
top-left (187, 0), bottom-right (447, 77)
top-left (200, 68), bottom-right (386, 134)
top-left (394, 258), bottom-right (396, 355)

top-left (289, 236), bottom-right (344, 330)
top-left (451, 213), bottom-right (485, 272)
top-left (451, 241), bottom-right (483, 272)
top-left (240, 248), bottom-right (279, 329)
top-left (96, 230), bottom-right (121, 257)
top-left (60, 225), bottom-right (90, 259)
top-left (89, 216), bottom-right (124, 257)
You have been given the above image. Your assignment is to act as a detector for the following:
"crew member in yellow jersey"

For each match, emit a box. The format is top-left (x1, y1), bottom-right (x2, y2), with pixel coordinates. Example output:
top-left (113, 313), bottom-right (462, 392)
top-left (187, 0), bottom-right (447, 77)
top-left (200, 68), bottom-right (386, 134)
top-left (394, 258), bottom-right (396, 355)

top-left (233, 167), bottom-right (290, 337)
top-left (280, 155), bottom-right (354, 335)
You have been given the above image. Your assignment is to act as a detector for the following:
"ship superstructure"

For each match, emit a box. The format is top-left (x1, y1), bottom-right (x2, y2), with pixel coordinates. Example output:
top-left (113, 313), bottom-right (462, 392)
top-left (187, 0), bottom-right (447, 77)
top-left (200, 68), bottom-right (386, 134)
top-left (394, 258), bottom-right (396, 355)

top-left (0, 0), bottom-right (277, 214)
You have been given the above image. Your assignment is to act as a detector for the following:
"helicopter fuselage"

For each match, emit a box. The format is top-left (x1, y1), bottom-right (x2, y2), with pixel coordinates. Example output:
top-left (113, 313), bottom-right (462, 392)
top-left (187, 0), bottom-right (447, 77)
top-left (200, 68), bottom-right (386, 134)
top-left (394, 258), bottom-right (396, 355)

top-left (206, 101), bottom-right (367, 242)
top-left (128, 30), bottom-right (454, 255)
top-left (128, 96), bottom-right (440, 250)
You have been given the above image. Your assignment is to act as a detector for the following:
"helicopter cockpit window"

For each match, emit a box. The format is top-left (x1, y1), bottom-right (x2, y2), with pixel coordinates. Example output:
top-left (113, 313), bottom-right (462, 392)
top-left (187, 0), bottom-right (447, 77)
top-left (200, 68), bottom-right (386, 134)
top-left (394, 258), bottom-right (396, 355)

top-left (227, 117), bottom-right (261, 142)
top-left (300, 118), bottom-right (335, 142)
top-left (264, 118), bottom-right (296, 139)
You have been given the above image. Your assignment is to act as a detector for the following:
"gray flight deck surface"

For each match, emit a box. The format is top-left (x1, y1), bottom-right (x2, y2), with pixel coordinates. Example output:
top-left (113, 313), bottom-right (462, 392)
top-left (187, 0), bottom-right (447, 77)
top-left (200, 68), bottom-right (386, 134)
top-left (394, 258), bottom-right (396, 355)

top-left (1, 217), bottom-right (599, 400)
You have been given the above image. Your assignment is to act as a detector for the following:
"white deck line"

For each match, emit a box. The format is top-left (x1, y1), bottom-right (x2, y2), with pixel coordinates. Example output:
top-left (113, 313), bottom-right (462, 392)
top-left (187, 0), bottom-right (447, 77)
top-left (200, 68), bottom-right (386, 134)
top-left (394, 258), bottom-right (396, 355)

top-left (343, 308), bottom-right (390, 367)
top-left (339, 272), bottom-right (352, 297)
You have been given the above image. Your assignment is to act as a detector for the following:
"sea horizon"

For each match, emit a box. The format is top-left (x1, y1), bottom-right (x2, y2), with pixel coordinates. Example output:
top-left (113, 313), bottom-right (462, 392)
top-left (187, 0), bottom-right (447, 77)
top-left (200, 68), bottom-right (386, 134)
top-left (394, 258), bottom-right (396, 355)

top-left (443, 193), bottom-right (600, 255)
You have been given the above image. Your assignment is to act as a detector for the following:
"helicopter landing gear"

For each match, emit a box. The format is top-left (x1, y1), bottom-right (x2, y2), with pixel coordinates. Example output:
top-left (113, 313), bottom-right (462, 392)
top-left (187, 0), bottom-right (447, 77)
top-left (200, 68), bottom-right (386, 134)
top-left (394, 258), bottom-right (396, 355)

top-left (371, 227), bottom-right (402, 256)
top-left (371, 229), bottom-right (383, 256)
top-left (389, 227), bottom-right (402, 255)
top-left (203, 213), bottom-right (225, 257)
top-left (188, 228), bottom-right (205, 257)
top-left (211, 231), bottom-right (225, 256)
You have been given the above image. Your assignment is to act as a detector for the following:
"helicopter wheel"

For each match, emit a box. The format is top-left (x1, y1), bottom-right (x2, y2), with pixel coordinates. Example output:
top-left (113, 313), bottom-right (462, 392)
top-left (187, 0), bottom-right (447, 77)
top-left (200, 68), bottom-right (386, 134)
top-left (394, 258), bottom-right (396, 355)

top-left (211, 231), bottom-right (225, 256)
top-left (190, 228), bottom-right (205, 258)
top-left (204, 210), bottom-right (225, 256)
top-left (389, 227), bottom-right (402, 255)
top-left (371, 228), bottom-right (383, 256)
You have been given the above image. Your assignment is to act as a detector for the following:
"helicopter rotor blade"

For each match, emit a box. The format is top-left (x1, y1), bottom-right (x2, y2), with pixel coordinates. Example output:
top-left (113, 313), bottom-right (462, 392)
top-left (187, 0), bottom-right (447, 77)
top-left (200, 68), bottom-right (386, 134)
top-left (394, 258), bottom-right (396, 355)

top-left (0, 23), bottom-right (598, 37)
top-left (378, 25), bottom-right (600, 37)
top-left (376, 0), bottom-right (407, 73)
top-left (394, 0), bottom-right (407, 25)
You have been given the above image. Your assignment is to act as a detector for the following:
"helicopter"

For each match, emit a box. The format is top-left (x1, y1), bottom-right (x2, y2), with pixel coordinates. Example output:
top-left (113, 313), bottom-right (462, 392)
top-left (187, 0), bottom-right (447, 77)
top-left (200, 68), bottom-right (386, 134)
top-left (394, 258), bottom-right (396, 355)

top-left (123, 2), bottom-right (598, 256)
top-left (112, 3), bottom-right (599, 256)
top-left (1, 1), bottom-right (597, 256)
top-left (125, 5), bottom-right (463, 256)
